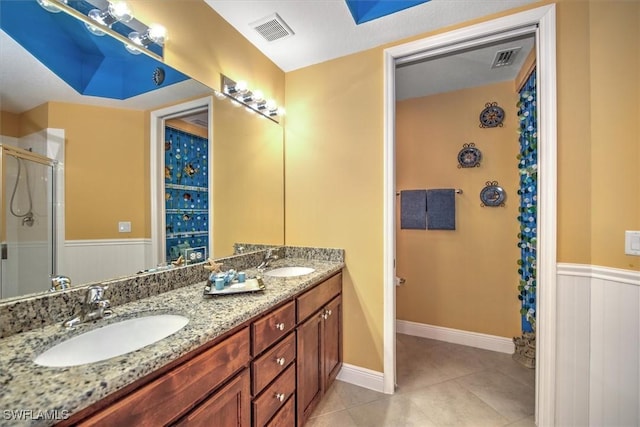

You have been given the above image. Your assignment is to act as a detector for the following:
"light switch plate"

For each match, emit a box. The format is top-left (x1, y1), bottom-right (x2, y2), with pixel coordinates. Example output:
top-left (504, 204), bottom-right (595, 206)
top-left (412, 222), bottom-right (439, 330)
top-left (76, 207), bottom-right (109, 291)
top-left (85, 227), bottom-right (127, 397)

top-left (118, 221), bottom-right (132, 233)
top-left (625, 231), bottom-right (640, 256)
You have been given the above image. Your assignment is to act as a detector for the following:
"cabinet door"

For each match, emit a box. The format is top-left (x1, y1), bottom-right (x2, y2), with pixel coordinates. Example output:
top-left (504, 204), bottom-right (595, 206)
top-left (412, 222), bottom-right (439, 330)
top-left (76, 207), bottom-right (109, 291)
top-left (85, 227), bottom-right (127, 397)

top-left (175, 369), bottom-right (251, 427)
top-left (296, 311), bottom-right (323, 426)
top-left (323, 295), bottom-right (342, 389)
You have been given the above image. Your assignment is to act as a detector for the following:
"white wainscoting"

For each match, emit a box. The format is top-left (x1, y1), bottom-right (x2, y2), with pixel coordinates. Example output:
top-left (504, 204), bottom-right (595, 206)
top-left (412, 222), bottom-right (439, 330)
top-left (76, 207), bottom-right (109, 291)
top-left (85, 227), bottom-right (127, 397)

top-left (556, 263), bottom-right (640, 427)
top-left (396, 319), bottom-right (515, 354)
top-left (63, 239), bottom-right (152, 284)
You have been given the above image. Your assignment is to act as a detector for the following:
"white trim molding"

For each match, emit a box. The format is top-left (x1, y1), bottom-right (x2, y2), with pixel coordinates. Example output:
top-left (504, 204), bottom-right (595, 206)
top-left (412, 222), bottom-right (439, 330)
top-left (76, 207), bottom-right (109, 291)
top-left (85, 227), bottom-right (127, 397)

top-left (383, 5), bottom-right (557, 423)
top-left (558, 263), bottom-right (640, 285)
top-left (337, 363), bottom-right (385, 393)
top-left (396, 320), bottom-right (515, 354)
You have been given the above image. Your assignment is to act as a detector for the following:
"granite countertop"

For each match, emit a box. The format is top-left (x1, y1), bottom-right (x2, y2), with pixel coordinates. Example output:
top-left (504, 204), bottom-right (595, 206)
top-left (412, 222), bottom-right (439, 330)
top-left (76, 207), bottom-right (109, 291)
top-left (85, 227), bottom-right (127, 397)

top-left (0, 257), bottom-right (344, 426)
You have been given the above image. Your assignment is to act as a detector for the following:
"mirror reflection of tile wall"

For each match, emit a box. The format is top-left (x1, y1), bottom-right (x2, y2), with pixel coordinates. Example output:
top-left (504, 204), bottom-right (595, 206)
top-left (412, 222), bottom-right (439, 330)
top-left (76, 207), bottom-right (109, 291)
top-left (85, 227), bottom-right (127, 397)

top-left (164, 125), bottom-right (209, 263)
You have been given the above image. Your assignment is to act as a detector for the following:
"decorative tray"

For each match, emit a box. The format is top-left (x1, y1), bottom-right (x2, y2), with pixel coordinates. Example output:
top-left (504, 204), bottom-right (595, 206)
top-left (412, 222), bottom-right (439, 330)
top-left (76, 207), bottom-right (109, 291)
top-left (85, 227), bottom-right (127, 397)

top-left (203, 277), bottom-right (266, 297)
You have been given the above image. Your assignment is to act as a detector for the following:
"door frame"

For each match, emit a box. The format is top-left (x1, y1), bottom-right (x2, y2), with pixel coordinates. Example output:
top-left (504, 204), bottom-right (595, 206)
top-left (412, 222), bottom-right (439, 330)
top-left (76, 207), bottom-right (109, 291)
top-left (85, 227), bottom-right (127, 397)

top-left (150, 96), bottom-right (213, 268)
top-left (382, 4), bottom-right (557, 424)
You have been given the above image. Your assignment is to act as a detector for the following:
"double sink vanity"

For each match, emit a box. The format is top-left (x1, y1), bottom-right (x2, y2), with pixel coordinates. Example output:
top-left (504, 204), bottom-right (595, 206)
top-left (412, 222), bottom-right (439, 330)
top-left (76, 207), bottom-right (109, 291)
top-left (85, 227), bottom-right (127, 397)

top-left (0, 246), bottom-right (344, 426)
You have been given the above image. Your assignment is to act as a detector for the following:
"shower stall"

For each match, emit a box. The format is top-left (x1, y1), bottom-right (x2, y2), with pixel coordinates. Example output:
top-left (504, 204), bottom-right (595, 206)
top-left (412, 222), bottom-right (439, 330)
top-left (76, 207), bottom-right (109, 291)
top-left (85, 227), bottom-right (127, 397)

top-left (0, 144), bottom-right (57, 299)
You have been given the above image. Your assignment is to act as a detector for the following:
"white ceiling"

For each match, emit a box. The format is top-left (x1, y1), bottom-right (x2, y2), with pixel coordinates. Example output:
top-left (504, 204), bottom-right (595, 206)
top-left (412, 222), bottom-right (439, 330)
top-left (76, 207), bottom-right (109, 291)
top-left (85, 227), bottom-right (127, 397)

top-left (204, 0), bottom-right (538, 72)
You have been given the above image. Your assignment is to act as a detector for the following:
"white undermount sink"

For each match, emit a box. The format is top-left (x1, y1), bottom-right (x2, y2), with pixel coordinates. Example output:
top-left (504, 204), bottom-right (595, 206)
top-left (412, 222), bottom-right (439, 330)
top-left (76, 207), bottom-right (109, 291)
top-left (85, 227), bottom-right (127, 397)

top-left (34, 314), bottom-right (189, 367)
top-left (265, 266), bottom-right (315, 277)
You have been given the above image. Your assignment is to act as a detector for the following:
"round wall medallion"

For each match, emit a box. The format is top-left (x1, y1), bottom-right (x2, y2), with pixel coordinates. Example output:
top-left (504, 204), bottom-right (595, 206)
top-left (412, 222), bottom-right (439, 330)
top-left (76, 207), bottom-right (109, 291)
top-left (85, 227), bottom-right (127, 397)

top-left (153, 67), bottom-right (166, 86)
top-left (479, 102), bottom-right (505, 128)
top-left (480, 181), bottom-right (506, 207)
top-left (457, 143), bottom-right (482, 168)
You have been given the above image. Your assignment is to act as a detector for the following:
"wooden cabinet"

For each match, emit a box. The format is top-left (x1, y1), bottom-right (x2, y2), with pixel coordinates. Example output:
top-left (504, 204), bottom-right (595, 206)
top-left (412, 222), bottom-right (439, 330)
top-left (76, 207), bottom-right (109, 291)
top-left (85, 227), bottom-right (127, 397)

top-left (175, 369), bottom-right (251, 427)
top-left (71, 271), bottom-right (342, 427)
top-left (78, 328), bottom-right (251, 426)
top-left (296, 273), bottom-right (343, 426)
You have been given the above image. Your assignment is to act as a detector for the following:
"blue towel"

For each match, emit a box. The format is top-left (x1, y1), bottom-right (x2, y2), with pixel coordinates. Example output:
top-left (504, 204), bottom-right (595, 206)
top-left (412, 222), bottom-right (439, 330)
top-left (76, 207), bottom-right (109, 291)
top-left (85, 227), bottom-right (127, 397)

top-left (400, 190), bottom-right (426, 229)
top-left (426, 189), bottom-right (456, 230)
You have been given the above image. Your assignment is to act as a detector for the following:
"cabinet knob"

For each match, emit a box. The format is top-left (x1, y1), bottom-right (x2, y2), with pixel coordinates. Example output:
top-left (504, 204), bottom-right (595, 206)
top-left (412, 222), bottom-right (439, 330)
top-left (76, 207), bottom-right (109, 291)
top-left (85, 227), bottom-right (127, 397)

top-left (276, 357), bottom-right (286, 366)
top-left (275, 393), bottom-right (285, 402)
top-left (326, 309), bottom-right (332, 317)
top-left (321, 312), bottom-right (328, 320)
top-left (275, 322), bottom-right (285, 331)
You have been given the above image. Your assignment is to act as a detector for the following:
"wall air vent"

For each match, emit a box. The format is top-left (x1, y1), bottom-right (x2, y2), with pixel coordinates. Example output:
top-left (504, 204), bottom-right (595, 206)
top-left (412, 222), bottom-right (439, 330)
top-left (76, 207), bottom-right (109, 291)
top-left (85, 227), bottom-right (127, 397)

top-left (250, 13), bottom-right (294, 42)
top-left (491, 47), bottom-right (521, 68)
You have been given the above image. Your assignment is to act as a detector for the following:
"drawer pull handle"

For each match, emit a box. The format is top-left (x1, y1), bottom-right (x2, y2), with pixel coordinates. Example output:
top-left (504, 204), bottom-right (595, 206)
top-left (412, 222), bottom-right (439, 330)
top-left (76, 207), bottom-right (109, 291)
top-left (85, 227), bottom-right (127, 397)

top-left (275, 322), bottom-right (285, 331)
top-left (276, 357), bottom-right (286, 366)
top-left (275, 393), bottom-right (285, 402)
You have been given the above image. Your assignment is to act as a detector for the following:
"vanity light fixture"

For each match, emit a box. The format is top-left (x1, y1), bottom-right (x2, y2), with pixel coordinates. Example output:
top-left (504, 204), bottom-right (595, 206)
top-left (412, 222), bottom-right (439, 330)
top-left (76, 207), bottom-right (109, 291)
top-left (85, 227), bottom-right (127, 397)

top-left (86, 1), bottom-right (133, 36)
top-left (220, 75), bottom-right (284, 123)
top-left (36, 0), bottom-right (166, 61)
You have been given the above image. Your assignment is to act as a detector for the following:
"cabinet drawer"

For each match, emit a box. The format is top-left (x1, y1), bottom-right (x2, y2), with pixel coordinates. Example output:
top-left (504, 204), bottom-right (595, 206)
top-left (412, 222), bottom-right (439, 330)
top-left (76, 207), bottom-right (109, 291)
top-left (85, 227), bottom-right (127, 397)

top-left (297, 273), bottom-right (342, 322)
top-left (80, 328), bottom-right (250, 426)
top-left (265, 396), bottom-right (295, 427)
top-left (252, 363), bottom-right (296, 427)
top-left (252, 332), bottom-right (296, 395)
top-left (252, 301), bottom-right (295, 356)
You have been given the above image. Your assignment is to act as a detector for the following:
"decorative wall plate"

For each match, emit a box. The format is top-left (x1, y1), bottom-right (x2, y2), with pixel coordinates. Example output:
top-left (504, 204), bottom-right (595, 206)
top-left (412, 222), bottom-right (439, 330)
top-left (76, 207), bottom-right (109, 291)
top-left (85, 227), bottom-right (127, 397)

top-left (457, 143), bottom-right (482, 168)
top-left (479, 102), bottom-right (505, 128)
top-left (480, 181), bottom-right (506, 207)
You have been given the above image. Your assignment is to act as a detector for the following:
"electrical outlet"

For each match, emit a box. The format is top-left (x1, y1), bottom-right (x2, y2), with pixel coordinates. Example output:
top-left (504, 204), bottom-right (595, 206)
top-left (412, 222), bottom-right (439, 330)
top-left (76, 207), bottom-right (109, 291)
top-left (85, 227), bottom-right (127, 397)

top-left (118, 221), bottom-right (132, 233)
top-left (625, 231), bottom-right (640, 256)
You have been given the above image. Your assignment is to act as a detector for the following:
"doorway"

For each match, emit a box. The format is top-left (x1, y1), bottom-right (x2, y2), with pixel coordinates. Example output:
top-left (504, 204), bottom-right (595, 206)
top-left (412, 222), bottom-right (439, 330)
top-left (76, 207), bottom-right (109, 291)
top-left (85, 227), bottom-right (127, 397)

top-left (382, 5), bottom-right (557, 424)
top-left (150, 96), bottom-right (213, 268)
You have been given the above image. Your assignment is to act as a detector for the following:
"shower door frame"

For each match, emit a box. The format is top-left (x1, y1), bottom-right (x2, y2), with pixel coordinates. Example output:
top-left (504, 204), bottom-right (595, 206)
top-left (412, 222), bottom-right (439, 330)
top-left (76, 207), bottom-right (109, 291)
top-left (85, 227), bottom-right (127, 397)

top-left (0, 144), bottom-right (57, 298)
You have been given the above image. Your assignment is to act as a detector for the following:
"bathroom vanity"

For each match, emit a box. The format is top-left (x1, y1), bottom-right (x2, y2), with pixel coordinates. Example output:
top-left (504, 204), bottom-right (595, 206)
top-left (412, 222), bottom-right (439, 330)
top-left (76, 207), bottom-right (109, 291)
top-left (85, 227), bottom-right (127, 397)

top-left (0, 247), bottom-right (344, 427)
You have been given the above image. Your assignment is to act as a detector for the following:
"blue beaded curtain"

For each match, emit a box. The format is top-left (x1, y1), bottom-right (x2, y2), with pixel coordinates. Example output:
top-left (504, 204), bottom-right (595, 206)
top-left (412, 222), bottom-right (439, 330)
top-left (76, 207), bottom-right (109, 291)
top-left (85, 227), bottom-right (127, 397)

top-left (164, 126), bottom-right (209, 262)
top-left (517, 69), bottom-right (537, 333)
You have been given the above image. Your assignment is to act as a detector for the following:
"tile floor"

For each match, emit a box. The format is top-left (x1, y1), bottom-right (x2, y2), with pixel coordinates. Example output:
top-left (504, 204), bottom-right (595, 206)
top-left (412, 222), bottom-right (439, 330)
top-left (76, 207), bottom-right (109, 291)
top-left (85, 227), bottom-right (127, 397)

top-left (307, 334), bottom-right (536, 427)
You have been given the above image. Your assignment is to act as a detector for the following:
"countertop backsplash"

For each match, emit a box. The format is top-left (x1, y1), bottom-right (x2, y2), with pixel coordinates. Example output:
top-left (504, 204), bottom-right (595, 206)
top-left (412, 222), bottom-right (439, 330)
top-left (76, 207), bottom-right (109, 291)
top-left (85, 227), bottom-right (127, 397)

top-left (0, 246), bottom-right (344, 339)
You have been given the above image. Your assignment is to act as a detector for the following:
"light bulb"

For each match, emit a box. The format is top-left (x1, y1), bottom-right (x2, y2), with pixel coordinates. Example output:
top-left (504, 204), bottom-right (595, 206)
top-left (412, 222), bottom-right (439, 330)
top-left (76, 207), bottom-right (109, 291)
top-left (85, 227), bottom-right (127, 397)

top-left (108, 1), bottom-right (133, 23)
top-left (236, 81), bottom-right (248, 93)
top-left (265, 99), bottom-right (277, 111)
top-left (147, 24), bottom-right (167, 44)
top-left (124, 43), bottom-right (142, 55)
top-left (253, 90), bottom-right (264, 102)
top-left (277, 107), bottom-right (286, 116)
top-left (36, 0), bottom-right (67, 13)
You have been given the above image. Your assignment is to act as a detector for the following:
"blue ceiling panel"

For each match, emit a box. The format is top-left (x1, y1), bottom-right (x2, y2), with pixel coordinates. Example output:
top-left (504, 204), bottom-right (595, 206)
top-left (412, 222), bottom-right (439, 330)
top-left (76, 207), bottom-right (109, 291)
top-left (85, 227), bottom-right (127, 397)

top-left (345, 0), bottom-right (430, 24)
top-left (0, 0), bottom-right (187, 100)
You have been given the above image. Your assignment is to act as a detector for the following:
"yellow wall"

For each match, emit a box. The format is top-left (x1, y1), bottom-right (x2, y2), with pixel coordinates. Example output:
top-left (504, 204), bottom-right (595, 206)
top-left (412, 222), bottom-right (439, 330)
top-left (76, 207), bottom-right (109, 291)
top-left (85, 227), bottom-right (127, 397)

top-left (47, 102), bottom-right (147, 239)
top-left (286, 0), bottom-right (640, 372)
top-left (166, 119), bottom-right (208, 139)
top-left (285, 48), bottom-right (385, 371)
top-left (0, 111), bottom-right (20, 137)
top-left (212, 98), bottom-right (285, 257)
top-left (588, 2), bottom-right (640, 269)
top-left (129, 0), bottom-right (284, 108)
top-left (395, 82), bottom-right (521, 338)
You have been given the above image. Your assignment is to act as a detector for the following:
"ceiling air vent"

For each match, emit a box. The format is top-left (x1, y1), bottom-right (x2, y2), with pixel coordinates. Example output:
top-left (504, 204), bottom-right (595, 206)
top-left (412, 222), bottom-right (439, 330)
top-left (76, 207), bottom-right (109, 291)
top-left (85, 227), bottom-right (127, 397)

top-left (491, 47), bottom-right (521, 68)
top-left (250, 13), bottom-right (294, 42)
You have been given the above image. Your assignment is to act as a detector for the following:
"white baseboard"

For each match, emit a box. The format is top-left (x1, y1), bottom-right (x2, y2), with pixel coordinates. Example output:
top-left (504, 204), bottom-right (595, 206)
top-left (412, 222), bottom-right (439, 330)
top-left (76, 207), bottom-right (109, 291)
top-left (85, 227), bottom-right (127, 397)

top-left (336, 363), bottom-right (385, 393)
top-left (396, 320), bottom-right (515, 354)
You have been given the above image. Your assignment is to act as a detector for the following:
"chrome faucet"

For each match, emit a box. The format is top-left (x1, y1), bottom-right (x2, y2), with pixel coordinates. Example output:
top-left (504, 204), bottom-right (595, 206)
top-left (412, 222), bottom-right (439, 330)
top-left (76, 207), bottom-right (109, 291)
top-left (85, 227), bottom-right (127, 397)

top-left (257, 248), bottom-right (279, 270)
top-left (63, 285), bottom-right (113, 328)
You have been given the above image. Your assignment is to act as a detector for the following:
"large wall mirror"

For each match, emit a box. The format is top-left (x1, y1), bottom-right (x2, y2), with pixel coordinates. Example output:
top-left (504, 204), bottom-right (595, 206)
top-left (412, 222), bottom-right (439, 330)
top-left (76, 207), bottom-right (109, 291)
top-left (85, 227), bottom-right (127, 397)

top-left (0, 2), bottom-right (284, 300)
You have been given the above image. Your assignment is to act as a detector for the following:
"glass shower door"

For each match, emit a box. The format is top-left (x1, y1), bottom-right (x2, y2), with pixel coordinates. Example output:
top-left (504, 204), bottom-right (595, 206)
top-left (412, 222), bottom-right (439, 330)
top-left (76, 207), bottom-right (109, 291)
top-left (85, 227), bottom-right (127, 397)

top-left (1, 146), bottom-right (56, 299)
